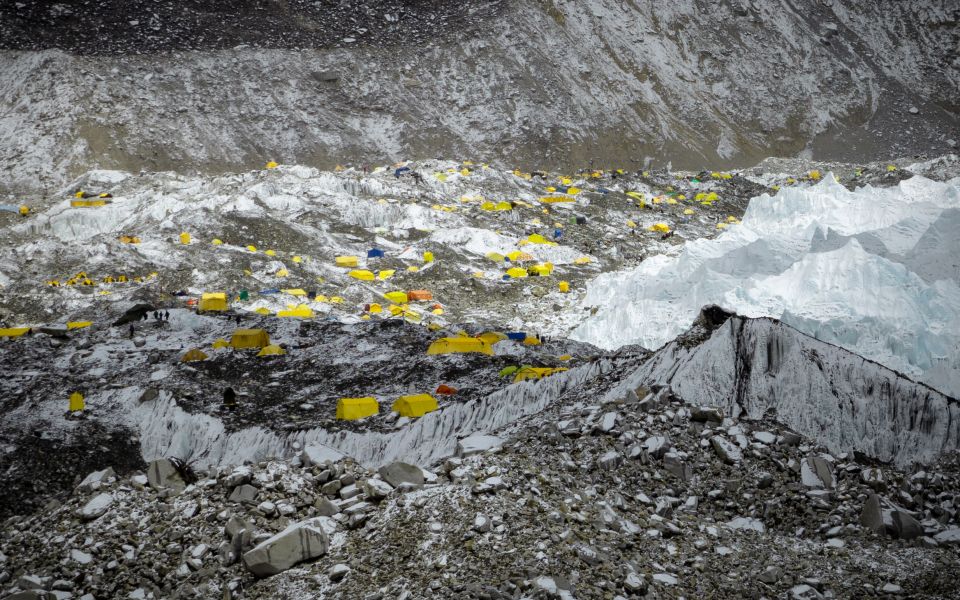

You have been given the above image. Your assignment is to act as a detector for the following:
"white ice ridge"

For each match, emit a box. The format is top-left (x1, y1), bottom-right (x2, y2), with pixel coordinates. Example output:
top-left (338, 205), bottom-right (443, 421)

top-left (120, 360), bottom-right (606, 470)
top-left (572, 174), bottom-right (960, 397)
top-left (603, 315), bottom-right (960, 467)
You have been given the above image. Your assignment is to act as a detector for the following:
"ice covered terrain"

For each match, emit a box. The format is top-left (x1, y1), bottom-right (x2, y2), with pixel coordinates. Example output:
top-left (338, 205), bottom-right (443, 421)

top-left (574, 172), bottom-right (960, 397)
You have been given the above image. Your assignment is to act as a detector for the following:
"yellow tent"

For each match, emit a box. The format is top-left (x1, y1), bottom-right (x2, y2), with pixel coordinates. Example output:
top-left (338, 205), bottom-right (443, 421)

top-left (282, 288), bottom-right (308, 296)
top-left (181, 348), bottom-right (208, 362)
top-left (336, 256), bottom-right (359, 267)
top-left (540, 196), bottom-right (575, 204)
top-left (649, 223), bottom-right (671, 233)
top-left (257, 344), bottom-right (286, 357)
top-left (0, 328), bottom-right (30, 338)
top-left (200, 292), bottom-right (228, 312)
top-left (69, 392), bottom-right (85, 412)
top-left (336, 397), bottom-right (379, 420)
top-left (276, 268), bottom-right (289, 277)
top-left (506, 267), bottom-right (528, 278)
top-left (478, 331), bottom-right (508, 345)
top-left (369, 303), bottom-right (382, 314)
top-left (278, 305), bottom-right (314, 318)
top-left (574, 257), bottom-right (592, 265)
top-left (392, 394), bottom-right (439, 418)
top-left (566, 186), bottom-right (581, 195)
top-left (265, 249), bottom-right (277, 257)
top-left (527, 234), bottom-right (554, 245)
top-left (253, 307), bottom-right (273, 315)
top-left (528, 263), bottom-right (554, 276)
top-left (231, 329), bottom-right (270, 349)
top-left (247, 245), bottom-right (257, 253)
top-left (67, 321), bottom-right (92, 330)
top-left (559, 281), bottom-right (570, 293)
top-left (378, 270), bottom-right (396, 280)
top-left (119, 235), bottom-right (141, 244)
top-left (180, 232), bottom-right (191, 245)
top-left (514, 367), bottom-right (568, 383)
top-left (523, 336), bottom-right (541, 345)
top-left (384, 291), bottom-right (409, 304)
top-left (683, 208), bottom-right (695, 215)
top-left (71, 199), bottom-right (107, 208)
top-left (349, 270), bottom-right (376, 281)
top-left (427, 337), bottom-right (493, 356)
top-left (212, 338), bottom-right (230, 349)
top-left (423, 251), bottom-right (434, 263)
top-left (266, 161), bottom-right (279, 169)
top-left (212, 238), bottom-right (224, 245)
top-left (507, 251), bottom-right (535, 262)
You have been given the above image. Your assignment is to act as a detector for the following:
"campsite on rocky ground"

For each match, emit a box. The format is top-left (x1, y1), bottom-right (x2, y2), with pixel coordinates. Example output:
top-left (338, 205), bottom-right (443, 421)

top-left (1, 1), bottom-right (959, 599)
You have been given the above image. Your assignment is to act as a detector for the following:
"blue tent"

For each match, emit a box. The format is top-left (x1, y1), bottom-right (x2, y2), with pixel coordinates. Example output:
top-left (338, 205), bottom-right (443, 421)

top-left (394, 167), bottom-right (411, 178)
top-left (367, 248), bottom-right (385, 258)
top-left (553, 228), bottom-right (563, 239)
top-left (507, 332), bottom-right (526, 341)
top-left (259, 288), bottom-right (280, 295)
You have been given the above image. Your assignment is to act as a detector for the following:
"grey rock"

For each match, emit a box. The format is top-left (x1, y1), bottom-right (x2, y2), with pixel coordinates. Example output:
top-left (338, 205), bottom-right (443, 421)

top-left (228, 484), bottom-right (259, 504)
top-left (882, 583), bottom-right (903, 594)
top-left (314, 497), bottom-right (340, 517)
top-left (79, 492), bottom-right (113, 521)
top-left (321, 479), bottom-right (342, 496)
top-left (891, 510), bottom-right (923, 540)
top-left (77, 467), bottom-right (116, 492)
top-left (860, 493), bottom-right (885, 534)
top-left (860, 468), bottom-right (886, 491)
top-left (138, 388), bottom-right (159, 403)
top-left (378, 462), bottom-right (425, 488)
top-left (5, 592), bottom-right (54, 600)
top-left (663, 452), bottom-right (692, 481)
top-left (329, 563), bottom-right (350, 582)
top-left (710, 436), bottom-right (742, 464)
top-left (643, 435), bottom-right (671, 459)
top-left (690, 406), bottom-right (723, 422)
top-left (801, 457), bottom-right (834, 489)
top-left (147, 458), bottom-right (186, 494)
top-left (598, 450), bottom-right (623, 470)
top-left (933, 528), bottom-right (960, 545)
top-left (758, 565), bottom-right (783, 584)
top-left (242, 518), bottom-right (330, 577)
top-left (363, 479), bottom-right (394, 501)
top-left (473, 513), bottom-right (491, 533)
top-left (225, 516), bottom-right (253, 540)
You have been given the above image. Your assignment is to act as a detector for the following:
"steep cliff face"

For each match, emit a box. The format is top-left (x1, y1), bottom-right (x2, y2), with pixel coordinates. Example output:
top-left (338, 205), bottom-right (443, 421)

top-left (609, 313), bottom-right (960, 467)
top-left (2, 0), bottom-right (958, 192)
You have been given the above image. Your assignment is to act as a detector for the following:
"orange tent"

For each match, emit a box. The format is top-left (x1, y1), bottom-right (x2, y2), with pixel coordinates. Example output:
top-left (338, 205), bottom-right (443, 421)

top-left (408, 290), bottom-right (434, 301)
top-left (435, 384), bottom-right (457, 396)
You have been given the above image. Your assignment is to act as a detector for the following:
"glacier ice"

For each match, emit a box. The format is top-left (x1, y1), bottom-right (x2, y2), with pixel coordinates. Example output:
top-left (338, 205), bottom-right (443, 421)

top-left (572, 174), bottom-right (960, 397)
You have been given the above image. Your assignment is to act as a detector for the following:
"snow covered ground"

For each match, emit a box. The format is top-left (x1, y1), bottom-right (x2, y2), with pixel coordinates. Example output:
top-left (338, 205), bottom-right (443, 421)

top-left (573, 171), bottom-right (960, 397)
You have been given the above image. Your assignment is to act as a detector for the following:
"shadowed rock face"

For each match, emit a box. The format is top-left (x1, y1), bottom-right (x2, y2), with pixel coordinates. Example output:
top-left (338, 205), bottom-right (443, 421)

top-left (1, 0), bottom-right (958, 192)
top-left (0, 0), bottom-right (505, 54)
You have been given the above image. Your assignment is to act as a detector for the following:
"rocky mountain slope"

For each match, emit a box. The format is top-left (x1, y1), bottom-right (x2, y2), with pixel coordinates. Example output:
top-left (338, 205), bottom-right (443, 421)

top-left (2, 0), bottom-right (959, 194)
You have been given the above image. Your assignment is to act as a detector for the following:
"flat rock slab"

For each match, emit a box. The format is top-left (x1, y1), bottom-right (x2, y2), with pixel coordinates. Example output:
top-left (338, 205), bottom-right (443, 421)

top-left (242, 518), bottom-right (329, 577)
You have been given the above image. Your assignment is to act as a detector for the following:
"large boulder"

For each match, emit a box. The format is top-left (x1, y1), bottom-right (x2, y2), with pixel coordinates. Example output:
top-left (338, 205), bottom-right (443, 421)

top-left (860, 493), bottom-right (885, 534)
top-left (378, 462), bottom-right (425, 488)
top-left (891, 510), bottom-right (923, 540)
top-left (147, 458), bottom-right (186, 494)
top-left (801, 457), bottom-right (834, 489)
top-left (242, 519), bottom-right (330, 577)
top-left (79, 493), bottom-right (113, 521)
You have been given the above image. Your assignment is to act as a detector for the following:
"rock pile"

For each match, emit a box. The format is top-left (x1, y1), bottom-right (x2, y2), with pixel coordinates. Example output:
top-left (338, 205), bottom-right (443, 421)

top-left (1, 386), bottom-right (959, 599)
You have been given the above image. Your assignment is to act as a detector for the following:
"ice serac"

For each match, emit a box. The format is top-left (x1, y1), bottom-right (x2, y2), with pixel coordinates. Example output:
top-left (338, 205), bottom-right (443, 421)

top-left (606, 313), bottom-right (959, 467)
top-left (129, 360), bottom-right (606, 470)
top-left (573, 174), bottom-right (960, 397)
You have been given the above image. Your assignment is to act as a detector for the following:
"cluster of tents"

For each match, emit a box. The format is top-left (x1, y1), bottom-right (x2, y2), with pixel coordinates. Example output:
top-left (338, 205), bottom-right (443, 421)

top-left (181, 328), bottom-right (285, 362)
top-left (337, 384), bottom-right (460, 420)
top-left (47, 271), bottom-right (157, 288)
